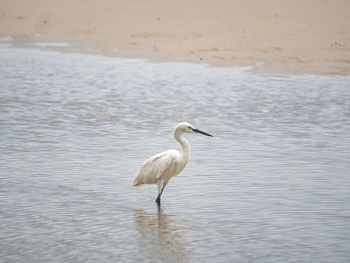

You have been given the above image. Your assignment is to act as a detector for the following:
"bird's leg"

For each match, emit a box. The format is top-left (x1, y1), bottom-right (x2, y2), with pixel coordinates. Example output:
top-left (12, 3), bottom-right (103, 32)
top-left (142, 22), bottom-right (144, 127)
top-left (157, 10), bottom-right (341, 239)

top-left (156, 179), bottom-right (165, 205)
top-left (156, 187), bottom-right (166, 205)
top-left (156, 195), bottom-right (161, 205)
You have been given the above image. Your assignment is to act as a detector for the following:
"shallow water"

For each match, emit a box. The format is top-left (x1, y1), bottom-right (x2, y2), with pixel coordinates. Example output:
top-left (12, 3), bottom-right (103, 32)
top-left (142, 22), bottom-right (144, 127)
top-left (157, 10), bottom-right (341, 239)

top-left (1, 43), bottom-right (350, 262)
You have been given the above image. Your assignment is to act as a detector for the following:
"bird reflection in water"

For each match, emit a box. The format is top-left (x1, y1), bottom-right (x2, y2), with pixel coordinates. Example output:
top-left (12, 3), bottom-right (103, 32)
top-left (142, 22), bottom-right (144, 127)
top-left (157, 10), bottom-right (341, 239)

top-left (133, 208), bottom-right (190, 262)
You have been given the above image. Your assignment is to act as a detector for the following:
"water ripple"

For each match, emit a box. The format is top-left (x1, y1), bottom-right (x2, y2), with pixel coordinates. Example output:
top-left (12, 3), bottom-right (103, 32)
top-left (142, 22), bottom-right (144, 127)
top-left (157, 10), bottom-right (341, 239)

top-left (1, 44), bottom-right (350, 262)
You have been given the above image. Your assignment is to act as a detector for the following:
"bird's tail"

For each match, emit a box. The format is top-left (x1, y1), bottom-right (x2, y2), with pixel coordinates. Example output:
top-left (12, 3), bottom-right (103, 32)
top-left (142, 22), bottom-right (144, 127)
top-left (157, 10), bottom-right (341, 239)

top-left (132, 175), bottom-right (144, 187)
top-left (132, 177), bottom-right (138, 186)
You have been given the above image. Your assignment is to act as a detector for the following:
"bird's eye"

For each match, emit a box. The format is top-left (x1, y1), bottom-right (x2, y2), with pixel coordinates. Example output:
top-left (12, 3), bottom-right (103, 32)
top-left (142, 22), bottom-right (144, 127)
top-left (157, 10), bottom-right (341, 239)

top-left (188, 126), bottom-right (192, 129)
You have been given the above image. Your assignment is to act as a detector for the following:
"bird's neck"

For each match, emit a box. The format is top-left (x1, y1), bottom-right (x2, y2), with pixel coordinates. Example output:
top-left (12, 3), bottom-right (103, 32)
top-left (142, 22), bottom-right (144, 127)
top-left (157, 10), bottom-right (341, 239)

top-left (174, 131), bottom-right (191, 161)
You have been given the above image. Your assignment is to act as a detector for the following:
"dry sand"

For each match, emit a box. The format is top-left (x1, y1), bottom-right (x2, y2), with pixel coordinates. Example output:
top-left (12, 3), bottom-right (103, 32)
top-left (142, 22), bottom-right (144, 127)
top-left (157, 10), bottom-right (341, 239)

top-left (1, 0), bottom-right (350, 75)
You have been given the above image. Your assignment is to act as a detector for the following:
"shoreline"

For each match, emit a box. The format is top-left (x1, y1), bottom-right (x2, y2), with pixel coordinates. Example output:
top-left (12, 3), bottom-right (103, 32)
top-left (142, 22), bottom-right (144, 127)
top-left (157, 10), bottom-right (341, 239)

top-left (1, 0), bottom-right (349, 75)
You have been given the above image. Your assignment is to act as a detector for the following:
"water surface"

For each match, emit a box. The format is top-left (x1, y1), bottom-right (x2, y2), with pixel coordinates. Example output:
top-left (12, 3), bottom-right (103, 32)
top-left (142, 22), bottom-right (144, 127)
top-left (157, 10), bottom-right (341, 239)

top-left (1, 44), bottom-right (350, 262)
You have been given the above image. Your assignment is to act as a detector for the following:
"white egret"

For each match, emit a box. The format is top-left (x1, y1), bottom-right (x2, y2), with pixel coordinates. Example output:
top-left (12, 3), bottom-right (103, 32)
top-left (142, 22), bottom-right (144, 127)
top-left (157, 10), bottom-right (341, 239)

top-left (133, 122), bottom-right (212, 205)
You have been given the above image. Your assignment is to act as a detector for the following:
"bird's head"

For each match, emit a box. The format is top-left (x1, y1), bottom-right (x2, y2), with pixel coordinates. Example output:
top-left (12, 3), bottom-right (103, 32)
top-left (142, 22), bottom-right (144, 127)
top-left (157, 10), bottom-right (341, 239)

top-left (175, 122), bottom-right (213, 137)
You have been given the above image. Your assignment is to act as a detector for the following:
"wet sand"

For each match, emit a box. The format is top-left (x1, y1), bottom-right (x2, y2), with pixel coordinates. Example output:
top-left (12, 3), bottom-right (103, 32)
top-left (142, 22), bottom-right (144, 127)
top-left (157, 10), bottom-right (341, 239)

top-left (1, 0), bottom-right (349, 74)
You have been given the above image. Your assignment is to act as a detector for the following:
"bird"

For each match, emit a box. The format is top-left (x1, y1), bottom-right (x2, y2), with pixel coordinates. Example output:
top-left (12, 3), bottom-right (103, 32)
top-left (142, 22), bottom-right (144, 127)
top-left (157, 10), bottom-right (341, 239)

top-left (133, 122), bottom-right (212, 205)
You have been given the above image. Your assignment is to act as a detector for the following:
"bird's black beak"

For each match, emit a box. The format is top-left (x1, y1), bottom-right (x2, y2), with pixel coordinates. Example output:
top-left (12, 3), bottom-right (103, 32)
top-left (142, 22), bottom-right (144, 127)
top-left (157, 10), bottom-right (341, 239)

top-left (192, 128), bottom-right (213, 137)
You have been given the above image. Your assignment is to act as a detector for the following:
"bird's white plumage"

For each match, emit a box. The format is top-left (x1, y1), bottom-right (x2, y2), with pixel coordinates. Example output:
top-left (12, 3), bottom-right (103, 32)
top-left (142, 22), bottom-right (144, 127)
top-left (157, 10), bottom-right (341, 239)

top-left (133, 150), bottom-right (181, 187)
top-left (132, 122), bottom-right (212, 204)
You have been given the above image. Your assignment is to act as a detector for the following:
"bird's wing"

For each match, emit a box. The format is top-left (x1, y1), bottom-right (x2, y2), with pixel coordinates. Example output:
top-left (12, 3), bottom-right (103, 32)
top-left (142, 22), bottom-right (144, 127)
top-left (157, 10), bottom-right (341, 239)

top-left (133, 150), bottom-right (178, 187)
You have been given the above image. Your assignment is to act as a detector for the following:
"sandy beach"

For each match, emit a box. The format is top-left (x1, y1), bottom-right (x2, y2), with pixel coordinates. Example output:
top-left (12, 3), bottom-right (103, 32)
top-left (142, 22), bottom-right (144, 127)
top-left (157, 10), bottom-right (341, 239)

top-left (1, 0), bottom-right (349, 75)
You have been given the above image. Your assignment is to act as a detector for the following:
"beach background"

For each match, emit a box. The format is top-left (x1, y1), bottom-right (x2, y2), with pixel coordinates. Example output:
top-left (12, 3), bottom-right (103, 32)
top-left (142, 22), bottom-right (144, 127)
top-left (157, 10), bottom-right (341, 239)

top-left (1, 0), bottom-right (349, 75)
top-left (2, 1), bottom-right (350, 262)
